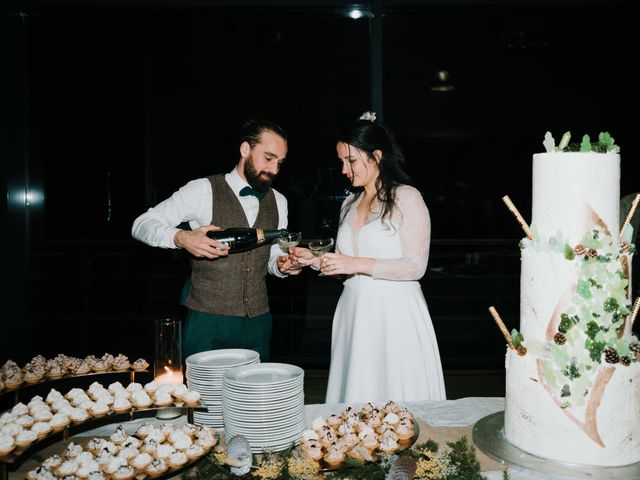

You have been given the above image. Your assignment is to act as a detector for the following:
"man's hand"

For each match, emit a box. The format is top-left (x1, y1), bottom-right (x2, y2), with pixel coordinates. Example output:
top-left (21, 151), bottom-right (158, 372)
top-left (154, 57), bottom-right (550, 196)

top-left (174, 225), bottom-right (230, 259)
top-left (289, 247), bottom-right (319, 268)
top-left (277, 255), bottom-right (302, 275)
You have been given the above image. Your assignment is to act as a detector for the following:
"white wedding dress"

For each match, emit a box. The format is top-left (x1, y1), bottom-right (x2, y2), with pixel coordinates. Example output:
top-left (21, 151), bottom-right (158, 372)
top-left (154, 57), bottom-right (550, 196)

top-left (325, 185), bottom-right (446, 404)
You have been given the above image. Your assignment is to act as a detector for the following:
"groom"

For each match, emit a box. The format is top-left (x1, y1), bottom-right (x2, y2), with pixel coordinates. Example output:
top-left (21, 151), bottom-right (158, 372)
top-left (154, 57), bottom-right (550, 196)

top-left (132, 119), bottom-right (301, 361)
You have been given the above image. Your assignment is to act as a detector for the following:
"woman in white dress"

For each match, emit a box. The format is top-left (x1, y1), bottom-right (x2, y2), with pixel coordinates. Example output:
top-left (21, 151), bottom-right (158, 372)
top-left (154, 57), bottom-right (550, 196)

top-left (292, 112), bottom-right (446, 403)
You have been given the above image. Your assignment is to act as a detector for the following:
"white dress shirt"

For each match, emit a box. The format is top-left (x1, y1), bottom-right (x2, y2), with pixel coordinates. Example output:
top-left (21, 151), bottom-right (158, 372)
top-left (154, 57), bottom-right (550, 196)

top-left (131, 167), bottom-right (288, 277)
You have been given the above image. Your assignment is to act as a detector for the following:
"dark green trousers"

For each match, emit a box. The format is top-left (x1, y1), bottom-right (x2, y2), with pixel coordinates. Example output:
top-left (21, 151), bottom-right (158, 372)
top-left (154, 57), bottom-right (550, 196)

top-left (182, 309), bottom-right (272, 363)
top-left (180, 279), bottom-right (272, 362)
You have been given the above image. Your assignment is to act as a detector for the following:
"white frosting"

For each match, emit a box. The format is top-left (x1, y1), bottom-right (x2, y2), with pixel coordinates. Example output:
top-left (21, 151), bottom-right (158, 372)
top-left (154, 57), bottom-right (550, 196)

top-left (531, 152), bottom-right (620, 244)
top-left (505, 149), bottom-right (640, 466)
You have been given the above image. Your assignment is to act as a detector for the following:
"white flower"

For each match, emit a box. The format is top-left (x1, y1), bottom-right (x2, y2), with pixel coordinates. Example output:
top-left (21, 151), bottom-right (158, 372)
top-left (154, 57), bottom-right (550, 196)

top-left (359, 111), bottom-right (376, 122)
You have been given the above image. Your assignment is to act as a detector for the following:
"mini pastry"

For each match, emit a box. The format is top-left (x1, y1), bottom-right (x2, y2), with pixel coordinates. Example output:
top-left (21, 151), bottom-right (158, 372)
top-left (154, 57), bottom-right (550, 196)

top-left (302, 446), bottom-right (322, 461)
top-left (112, 397), bottom-right (132, 413)
top-left (65, 388), bottom-right (85, 401)
top-left (112, 354), bottom-right (130, 371)
top-left (104, 457), bottom-right (127, 475)
top-left (12, 402), bottom-right (29, 416)
top-left (311, 416), bottom-right (326, 432)
top-left (91, 360), bottom-right (108, 372)
top-left (382, 412), bottom-right (399, 428)
top-left (130, 390), bottom-right (152, 409)
top-left (169, 430), bottom-right (192, 450)
top-left (182, 390), bottom-right (201, 405)
top-left (181, 423), bottom-right (199, 437)
top-left (142, 438), bottom-right (159, 456)
top-left (64, 442), bottom-right (84, 458)
top-left (131, 452), bottom-right (153, 471)
top-left (172, 384), bottom-right (188, 400)
top-left (42, 454), bottom-right (63, 470)
top-left (168, 451), bottom-right (188, 468)
top-left (4, 371), bottom-right (24, 388)
top-left (154, 392), bottom-right (173, 407)
top-left (110, 426), bottom-right (128, 445)
top-left (323, 446), bottom-right (345, 467)
top-left (360, 434), bottom-right (379, 451)
top-left (100, 353), bottom-right (115, 368)
top-left (46, 389), bottom-right (64, 405)
top-left (118, 444), bottom-right (139, 461)
top-left (24, 368), bottom-right (43, 383)
top-left (155, 384), bottom-right (174, 397)
top-left (185, 443), bottom-right (205, 459)
top-left (396, 419), bottom-right (414, 441)
top-left (45, 364), bottom-right (65, 379)
top-left (125, 382), bottom-right (143, 393)
top-left (15, 429), bottom-right (37, 447)
top-left (90, 402), bottom-right (109, 417)
top-left (86, 438), bottom-right (106, 453)
top-left (143, 381), bottom-right (158, 395)
top-left (144, 429), bottom-right (165, 444)
top-left (32, 421), bottom-right (53, 438)
top-left (134, 422), bottom-right (154, 439)
top-left (76, 460), bottom-right (101, 479)
top-left (87, 471), bottom-right (106, 480)
top-left (300, 429), bottom-right (319, 445)
top-left (70, 392), bottom-right (91, 407)
top-left (95, 449), bottom-right (114, 468)
top-left (145, 459), bottom-right (168, 477)
top-left (70, 408), bottom-right (90, 423)
top-left (122, 437), bottom-right (141, 450)
top-left (108, 381), bottom-right (126, 395)
top-left (0, 412), bottom-right (17, 425)
top-left (73, 361), bottom-right (92, 375)
top-left (0, 423), bottom-right (23, 437)
top-left (0, 433), bottom-right (15, 455)
top-left (50, 413), bottom-right (71, 430)
top-left (131, 358), bottom-right (149, 371)
top-left (382, 401), bottom-right (400, 414)
top-left (378, 436), bottom-right (399, 455)
top-left (32, 408), bottom-right (53, 423)
top-left (56, 460), bottom-right (78, 477)
top-left (154, 443), bottom-right (176, 460)
top-left (361, 402), bottom-right (376, 416)
top-left (341, 433), bottom-right (359, 448)
top-left (326, 414), bottom-right (341, 428)
top-left (27, 467), bottom-right (57, 480)
top-left (16, 414), bottom-right (35, 429)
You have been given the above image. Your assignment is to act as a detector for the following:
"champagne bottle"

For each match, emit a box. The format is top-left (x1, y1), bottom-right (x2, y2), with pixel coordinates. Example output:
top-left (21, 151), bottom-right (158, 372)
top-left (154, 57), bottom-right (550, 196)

top-left (205, 227), bottom-right (288, 253)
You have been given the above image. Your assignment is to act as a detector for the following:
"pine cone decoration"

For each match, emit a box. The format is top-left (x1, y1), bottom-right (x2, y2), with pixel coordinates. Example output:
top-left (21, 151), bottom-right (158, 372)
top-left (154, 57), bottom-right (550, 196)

top-left (554, 332), bottom-right (567, 345)
top-left (621, 242), bottom-right (630, 253)
top-left (516, 345), bottom-right (527, 356)
top-left (620, 356), bottom-right (631, 366)
top-left (587, 248), bottom-right (598, 259)
top-left (629, 341), bottom-right (640, 355)
top-left (574, 244), bottom-right (586, 256)
top-left (604, 347), bottom-right (620, 364)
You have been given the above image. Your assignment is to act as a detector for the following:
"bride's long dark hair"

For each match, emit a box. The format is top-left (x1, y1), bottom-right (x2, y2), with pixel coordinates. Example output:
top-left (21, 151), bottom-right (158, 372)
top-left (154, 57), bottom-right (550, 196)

top-left (338, 115), bottom-right (413, 224)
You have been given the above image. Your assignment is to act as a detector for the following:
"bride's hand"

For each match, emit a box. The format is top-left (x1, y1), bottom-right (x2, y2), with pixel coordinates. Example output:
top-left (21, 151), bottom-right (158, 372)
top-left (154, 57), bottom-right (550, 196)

top-left (319, 253), bottom-right (352, 275)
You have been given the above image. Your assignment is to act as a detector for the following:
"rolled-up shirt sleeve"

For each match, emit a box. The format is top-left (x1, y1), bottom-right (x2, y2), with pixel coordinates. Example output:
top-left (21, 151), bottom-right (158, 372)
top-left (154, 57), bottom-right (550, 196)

top-left (371, 186), bottom-right (431, 281)
top-left (131, 179), bottom-right (212, 249)
top-left (268, 191), bottom-right (289, 278)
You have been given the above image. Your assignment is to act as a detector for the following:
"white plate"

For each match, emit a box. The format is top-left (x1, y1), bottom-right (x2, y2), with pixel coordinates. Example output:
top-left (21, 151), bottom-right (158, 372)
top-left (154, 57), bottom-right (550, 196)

top-left (185, 349), bottom-right (260, 368)
top-left (223, 363), bottom-right (303, 386)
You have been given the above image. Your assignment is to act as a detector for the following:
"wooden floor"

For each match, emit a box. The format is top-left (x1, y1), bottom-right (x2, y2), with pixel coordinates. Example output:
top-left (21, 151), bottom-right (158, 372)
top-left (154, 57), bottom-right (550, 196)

top-left (303, 369), bottom-right (505, 404)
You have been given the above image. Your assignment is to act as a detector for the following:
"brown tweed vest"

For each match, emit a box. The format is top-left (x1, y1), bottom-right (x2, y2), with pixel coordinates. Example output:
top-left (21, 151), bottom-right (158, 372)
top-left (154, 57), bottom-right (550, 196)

top-left (183, 174), bottom-right (279, 317)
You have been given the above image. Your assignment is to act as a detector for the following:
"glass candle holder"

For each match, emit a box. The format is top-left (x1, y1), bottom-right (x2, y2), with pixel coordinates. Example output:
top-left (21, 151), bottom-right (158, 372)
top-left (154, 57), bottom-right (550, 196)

top-left (154, 318), bottom-right (183, 385)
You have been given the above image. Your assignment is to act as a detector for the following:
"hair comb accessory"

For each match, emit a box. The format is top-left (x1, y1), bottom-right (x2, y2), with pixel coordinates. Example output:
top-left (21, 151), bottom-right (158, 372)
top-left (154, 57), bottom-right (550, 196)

top-left (358, 111), bottom-right (376, 122)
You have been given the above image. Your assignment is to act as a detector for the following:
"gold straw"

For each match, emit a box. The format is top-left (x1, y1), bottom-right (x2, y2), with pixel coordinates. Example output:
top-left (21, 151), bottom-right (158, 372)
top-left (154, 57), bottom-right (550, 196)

top-left (630, 297), bottom-right (640, 330)
top-left (488, 306), bottom-right (514, 347)
top-left (620, 193), bottom-right (640, 241)
top-left (502, 195), bottom-right (533, 240)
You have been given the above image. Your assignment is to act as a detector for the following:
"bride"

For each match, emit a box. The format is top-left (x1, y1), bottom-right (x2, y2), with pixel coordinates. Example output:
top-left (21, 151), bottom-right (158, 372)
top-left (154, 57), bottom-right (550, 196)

top-left (292, 112), bottom-right (446, 403)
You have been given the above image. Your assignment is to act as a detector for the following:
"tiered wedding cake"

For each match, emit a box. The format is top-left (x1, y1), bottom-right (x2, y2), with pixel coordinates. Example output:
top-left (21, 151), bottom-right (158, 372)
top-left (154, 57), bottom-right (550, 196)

top-left (504, 132), bottom-right (640, 466)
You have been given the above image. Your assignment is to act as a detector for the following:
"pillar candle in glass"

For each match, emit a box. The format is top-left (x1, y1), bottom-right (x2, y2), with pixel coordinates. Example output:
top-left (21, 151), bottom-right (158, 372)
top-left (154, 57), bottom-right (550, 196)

top-left (154, 318), bottom-right (183, 385)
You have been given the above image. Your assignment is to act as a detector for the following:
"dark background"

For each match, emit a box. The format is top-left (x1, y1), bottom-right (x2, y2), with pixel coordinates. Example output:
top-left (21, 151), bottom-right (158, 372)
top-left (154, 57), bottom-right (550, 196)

top-left (2, 0), bottom-right (639, 371)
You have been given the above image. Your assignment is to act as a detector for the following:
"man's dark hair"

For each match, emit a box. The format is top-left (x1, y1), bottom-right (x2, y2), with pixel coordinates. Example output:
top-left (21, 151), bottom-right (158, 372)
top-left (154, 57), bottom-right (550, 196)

top-left (239, 119), bottom-right (288, 148)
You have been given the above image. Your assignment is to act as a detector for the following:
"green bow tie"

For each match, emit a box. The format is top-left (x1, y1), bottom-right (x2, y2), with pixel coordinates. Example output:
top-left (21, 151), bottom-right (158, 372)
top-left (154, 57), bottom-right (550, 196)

top-left (239, 185), bottom-right (267, 200)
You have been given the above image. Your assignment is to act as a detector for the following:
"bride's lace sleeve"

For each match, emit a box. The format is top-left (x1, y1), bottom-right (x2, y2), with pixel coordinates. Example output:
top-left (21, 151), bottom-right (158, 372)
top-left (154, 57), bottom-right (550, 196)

top-left (372, 185), bottom-right (431, 281)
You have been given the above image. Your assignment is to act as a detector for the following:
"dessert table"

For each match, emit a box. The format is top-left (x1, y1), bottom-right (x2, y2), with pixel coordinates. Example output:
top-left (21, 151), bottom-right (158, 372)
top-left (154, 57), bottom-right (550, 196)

top-left (8, 396), bottom-right (569, 480)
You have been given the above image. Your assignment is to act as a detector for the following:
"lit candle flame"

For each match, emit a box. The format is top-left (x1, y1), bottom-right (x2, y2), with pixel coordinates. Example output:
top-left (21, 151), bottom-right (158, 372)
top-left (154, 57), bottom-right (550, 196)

top-left (155, 365), bottom-right (183, 385)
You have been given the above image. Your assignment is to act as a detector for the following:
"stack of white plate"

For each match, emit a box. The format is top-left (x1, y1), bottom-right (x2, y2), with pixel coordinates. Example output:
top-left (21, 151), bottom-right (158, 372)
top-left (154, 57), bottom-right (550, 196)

top-left (222, 363), bottom-right (305, 453)
top-left (185, 349), bottom-right (260, 428)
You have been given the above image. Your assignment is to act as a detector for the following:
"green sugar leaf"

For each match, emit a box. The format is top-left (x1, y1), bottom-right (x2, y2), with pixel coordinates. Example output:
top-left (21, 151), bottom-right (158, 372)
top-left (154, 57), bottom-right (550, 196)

top-left (577, 280), bottom-right (592, 299)
top-left (580, 134), bottom-right (592, 152)
top-left (558, 131), bottom-right (571, 150)
top-left (564, 244), bottom-right (576, 260)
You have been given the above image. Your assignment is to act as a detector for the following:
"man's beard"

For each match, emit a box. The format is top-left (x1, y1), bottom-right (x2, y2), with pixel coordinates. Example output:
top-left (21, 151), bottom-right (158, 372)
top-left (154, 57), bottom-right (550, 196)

top-left (244, 154), bottom-right (275, 192)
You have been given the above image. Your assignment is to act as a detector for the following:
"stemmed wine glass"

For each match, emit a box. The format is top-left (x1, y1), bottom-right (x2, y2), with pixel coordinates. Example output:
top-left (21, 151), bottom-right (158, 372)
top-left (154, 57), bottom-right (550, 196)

top-left (308, 238), bottom-right (335, 276)
top-left (278, 232), bottom-right (303, 268)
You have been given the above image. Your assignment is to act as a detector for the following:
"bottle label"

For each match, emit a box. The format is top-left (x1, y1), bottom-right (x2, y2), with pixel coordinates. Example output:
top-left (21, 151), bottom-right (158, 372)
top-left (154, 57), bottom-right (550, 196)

top-left (256, 228), bottom-right (265, 245)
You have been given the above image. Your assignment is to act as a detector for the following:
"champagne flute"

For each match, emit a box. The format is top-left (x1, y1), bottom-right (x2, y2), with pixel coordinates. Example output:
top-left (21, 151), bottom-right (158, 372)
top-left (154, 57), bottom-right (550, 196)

top-left (308, 238), bottom-right (335, 276)
top-left (278, 232), bottom-right (302, 268)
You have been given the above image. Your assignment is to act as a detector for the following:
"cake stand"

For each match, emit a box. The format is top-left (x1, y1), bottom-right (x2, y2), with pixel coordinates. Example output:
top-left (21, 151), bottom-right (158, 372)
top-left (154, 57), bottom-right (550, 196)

top-left (473, 411), bottom-right (640, 480)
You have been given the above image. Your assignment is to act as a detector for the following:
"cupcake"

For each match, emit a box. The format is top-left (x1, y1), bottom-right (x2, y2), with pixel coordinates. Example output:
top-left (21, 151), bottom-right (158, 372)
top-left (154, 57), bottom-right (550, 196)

top-left (130, 391), bottom-right (152, 409)
top-left (131, 358), bottom-right (149, 371)
top-left (168, 451), bottom-right (188, 468)
top-left (145, 459), bottom-right (168, 477)
top-left (110, 426), bottom-right (128, 445)
top-left (143, 381), bottom-right (159, 396)
top-left (112, 397), bottom-right (132, 413)
top-left (185, 443), bottom-right (205, 460)
top-left (153, 392), bottom-right (173, 407)
top-left (50, 413), bottom-right (71, 430)
top-left (15, 429), bottom-right (37, 447)
top-left (0, 433), bottom-right (16, 455)
top-left (90, 403), bottom-right (109, 417)
top-left (182, 390), bottom-right (201, 405)
top-left (131, 452), bottom-right (153, 471)
top-left (55, 460), bottom-right (78, 477)
top-left (323, 446), bottom-right (345, 467)
top-left (31, 421), bottom-right (53, 439)
top-left (27, 467), bottom-right (57, 480)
